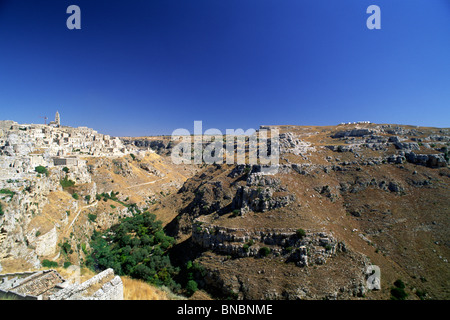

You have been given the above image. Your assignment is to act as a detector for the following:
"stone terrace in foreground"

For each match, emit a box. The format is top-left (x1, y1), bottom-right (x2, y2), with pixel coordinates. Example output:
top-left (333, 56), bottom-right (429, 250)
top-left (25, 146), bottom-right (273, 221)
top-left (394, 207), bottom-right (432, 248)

top-left (0, 268), bottom-right (123, 300)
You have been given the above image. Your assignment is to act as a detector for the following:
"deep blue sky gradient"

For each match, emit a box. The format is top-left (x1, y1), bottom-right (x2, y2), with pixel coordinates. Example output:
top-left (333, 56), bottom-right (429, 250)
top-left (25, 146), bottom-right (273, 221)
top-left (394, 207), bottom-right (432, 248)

top-left (0, 0), bottom-right (449, 136)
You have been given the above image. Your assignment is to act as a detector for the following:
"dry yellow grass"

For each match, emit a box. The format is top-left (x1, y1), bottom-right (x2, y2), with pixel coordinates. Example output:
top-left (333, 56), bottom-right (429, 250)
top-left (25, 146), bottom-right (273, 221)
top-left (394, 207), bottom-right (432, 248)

top-left (121, 276), bottom-right (186, 300)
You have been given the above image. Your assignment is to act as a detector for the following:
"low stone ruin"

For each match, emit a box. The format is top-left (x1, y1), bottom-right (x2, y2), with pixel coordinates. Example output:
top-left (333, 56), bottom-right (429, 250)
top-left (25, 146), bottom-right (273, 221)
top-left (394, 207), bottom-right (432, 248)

top-left (0, 268), bottom-right (123, 300)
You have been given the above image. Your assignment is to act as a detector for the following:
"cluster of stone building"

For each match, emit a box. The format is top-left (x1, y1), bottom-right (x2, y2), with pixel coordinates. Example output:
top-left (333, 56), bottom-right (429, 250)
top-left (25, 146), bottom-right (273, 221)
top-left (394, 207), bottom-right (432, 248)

top-left (339, 121), bottom-right (371, 125)
top-left (0, 112), bottom-right (134, 180)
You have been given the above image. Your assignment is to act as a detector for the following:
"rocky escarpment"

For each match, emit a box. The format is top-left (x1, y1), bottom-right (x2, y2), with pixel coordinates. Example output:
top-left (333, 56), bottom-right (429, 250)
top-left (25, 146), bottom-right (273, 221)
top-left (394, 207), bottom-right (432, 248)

top-left (232, 172), bottom-right (295, 215)
top-left (121, 137), bottom-right (175, 155)
top-left (168, 165), bottom-right (299, 237)
top-left (0, 153), bottom-right (136, 272)
top-left (327, 125), bottom-right (449, 168)
top-left (279, 132), bottom-right (316, 157)
top-left (189, 221), bottom-right (372, 300)
top-left (192, 222), bottom-right (344, 267)
top-left (0, 164), bottom-right (91, 269)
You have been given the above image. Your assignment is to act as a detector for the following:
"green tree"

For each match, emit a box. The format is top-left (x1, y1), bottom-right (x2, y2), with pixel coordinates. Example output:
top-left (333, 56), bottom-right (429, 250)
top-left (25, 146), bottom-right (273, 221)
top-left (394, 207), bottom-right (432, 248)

top-left (391, 279), bottom-right (408, 300)
top-left (186, 280), bottom-right (198, 296)
top-left (86, 211), bottom-right (179, 291)
top-left (42, 259), bottom-right (58, 268)
top-left (60, 176), bottom-right (75, 188)
top-left (296, 228), bottom-right (306, 239)
top-left (259, 247), bottom-right (271, 257)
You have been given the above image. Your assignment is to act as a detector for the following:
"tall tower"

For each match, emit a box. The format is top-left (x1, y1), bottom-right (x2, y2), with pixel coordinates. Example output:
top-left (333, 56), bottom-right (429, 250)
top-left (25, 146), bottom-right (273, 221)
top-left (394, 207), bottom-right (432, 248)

top-left (55, 111), bottom-right (60, 126)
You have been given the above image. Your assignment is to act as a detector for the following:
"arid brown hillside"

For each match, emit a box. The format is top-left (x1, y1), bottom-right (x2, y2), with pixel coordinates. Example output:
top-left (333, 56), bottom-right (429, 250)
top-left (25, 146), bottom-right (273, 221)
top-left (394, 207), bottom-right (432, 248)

top-left (151, 123), bottom-right (450, 300)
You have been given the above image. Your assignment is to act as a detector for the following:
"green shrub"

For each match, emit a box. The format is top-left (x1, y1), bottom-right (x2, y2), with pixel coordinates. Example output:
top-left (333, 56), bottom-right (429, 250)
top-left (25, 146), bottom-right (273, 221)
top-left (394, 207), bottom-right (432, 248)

top-left (415, 289), bottom-right (427, 300)
top-left (0, 189), bottom-right (16, 197)
top-left (231, 209), bottom-right (240, 217)
top-left (390, 287), bottom-right (408, 300)
top-left (390, 279), bottom-right (408, 300)
top-left (296, 228), bottom-right (306, 239)
top-left (63, 167), bottom-right (70, 173)
top-left (60, 241), bottom-right (73, 255)
top-left (72, 193), bottom-right (79, 200)
top-left (444, 148), bottom-right (449, 162)
top-left (0, 203), bottom-right (4, 216)
top-left (42, 259), bottom-right (58, 268)
top-left (63, 261), bottom-right (72, 269)
top-left (88, 213), bottom-right (97, 222)
top-left (185, 280), bottom-right (198, 296)
top-left (60, 177), bottom-right (75, 188)
top-left (35, 166), bottom-right (49, 176)
top-left (394, 279), bottom-right (406, 289)
top-left (110, 191), bottom-right (119, 200)
top-left (259, 247), bottom-right (271, 257)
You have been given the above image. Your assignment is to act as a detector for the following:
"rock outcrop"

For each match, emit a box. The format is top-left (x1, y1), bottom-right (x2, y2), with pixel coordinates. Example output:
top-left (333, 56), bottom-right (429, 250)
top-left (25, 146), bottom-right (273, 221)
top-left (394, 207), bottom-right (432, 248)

top-left (232, 172), bottom-right (295, 215)
top-left (192, 222), bottom-right (340, 267)
top-left (405, 152), bottom-right (447, 168)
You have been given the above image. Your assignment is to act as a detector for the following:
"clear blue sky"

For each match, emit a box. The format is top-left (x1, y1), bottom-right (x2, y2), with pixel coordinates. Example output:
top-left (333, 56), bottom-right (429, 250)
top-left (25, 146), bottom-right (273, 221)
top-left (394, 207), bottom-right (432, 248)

top-left (0, 0), bottom-right (449, 136)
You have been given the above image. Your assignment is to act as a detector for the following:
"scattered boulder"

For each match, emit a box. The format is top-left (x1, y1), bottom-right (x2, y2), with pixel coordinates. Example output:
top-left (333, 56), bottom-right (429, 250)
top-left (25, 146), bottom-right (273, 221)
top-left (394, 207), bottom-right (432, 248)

top-left (394, 142), bottom-right (420, 151)
top-left (388, 181), bottom-right (404, 194)
top-left (386, 154), bottom-right (406, 164)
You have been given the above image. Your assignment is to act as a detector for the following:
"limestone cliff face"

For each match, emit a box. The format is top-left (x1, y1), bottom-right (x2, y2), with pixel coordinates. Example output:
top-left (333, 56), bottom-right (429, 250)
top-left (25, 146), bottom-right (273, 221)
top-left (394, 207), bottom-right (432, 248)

top-left (0, 166), bottom-right (84, 269)
top-left (34, 227), bottom-right (58, 257)
top-left (192, 222), bottom-right (342, 267)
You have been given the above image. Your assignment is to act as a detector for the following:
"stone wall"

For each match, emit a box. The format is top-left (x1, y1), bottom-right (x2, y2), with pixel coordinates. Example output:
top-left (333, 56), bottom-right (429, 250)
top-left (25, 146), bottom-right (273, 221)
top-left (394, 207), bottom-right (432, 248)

top-left (49, 268), bottom-right (123, 300)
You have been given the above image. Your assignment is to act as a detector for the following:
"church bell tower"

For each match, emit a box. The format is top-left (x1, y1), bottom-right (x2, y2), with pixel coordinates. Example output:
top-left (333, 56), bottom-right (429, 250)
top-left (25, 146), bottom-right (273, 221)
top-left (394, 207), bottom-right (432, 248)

top-left (55, 111), bottom-right (60, 126)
